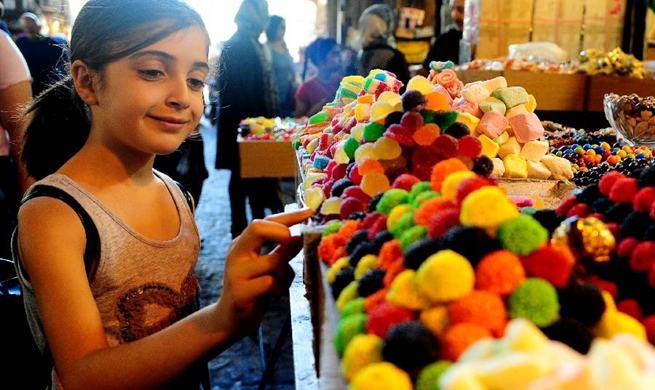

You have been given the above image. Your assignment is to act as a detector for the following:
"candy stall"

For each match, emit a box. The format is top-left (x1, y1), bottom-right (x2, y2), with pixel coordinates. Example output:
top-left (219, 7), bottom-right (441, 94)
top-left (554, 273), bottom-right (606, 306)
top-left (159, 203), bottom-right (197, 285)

top-left (237, 117), bottom-right (301, 179)
top-left (282, 60), bottom-right (655, 389)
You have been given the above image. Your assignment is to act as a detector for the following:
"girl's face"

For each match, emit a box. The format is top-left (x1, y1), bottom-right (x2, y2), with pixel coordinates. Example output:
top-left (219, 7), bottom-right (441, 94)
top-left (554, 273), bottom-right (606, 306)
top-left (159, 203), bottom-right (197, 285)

top-left (89, 26), bottom-right (209, 158)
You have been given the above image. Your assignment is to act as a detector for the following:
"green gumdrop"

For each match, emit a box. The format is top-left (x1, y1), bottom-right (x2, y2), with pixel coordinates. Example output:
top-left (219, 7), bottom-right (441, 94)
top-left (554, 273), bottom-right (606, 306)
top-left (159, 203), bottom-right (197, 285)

top-left (399, 225), bottom-right (428, 252)
top-left (415, 361), bottom-right (453, 390)
top-left (497, 214), bottom-right (549, 256)
top-left (344, 137), bottom-right (360, 160)
top-left (391, 212), bottom-right (415, 238)
top-left (363, 122), bottom-right (387, 142)
top-left (322, 221), bottom-right (343, 237)
top-left (422, 109), bottom-right (435, 125)
top-left (508, 278), bottom-right (560, 328)
top-left (341, 297), bottom-right (366, 319)
top-left (292, 140), bottom-right (302, 150)
top-left (411, 190), bottom-right (439, 209)
top-left (334, 312), bottom-right (368, 356)
top-left (409, 181), bottom-right (434, 199)
top-left (376, 188), bottom-right (411, 216)
top-left (309, 110), bottom-right (329, 125)
top-left (432, 111), bottom-right (459, 131)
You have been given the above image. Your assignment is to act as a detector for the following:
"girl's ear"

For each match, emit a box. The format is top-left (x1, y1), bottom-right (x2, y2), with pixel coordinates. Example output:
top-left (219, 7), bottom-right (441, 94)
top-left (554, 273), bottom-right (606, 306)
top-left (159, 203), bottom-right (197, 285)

top-left (71, 60), bottom-right (98, 105)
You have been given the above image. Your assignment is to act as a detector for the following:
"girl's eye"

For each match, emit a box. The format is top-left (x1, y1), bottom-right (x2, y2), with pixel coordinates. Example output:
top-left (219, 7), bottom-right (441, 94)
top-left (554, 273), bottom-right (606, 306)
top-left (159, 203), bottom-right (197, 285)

top-left (139, 69), bottom-right (164, 80)
top-left (188, 78), bottom-right (205, 91)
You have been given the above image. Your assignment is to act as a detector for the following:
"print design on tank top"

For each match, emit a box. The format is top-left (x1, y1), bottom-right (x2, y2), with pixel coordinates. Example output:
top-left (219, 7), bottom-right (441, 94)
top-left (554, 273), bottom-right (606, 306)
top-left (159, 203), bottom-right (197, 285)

top-left (116, 273), bottom-right (199, 342)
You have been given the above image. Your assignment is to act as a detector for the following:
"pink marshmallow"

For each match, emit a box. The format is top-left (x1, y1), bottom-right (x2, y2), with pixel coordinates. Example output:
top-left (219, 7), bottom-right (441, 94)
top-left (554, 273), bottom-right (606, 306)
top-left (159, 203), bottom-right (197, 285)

top-left (508, 112), bottom-right (544, 143)
top-left (477, 111), bottom-right (509, 139)
top-left (452, 98), bottom-right (483, 118)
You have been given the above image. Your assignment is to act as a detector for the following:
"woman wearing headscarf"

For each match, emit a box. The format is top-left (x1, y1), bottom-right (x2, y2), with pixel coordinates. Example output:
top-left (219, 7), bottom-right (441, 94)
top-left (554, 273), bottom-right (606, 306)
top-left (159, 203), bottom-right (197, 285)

top-left (353, 4), bottom-right (410, 89)
top-left (216, 0), bottom-right (284, 237)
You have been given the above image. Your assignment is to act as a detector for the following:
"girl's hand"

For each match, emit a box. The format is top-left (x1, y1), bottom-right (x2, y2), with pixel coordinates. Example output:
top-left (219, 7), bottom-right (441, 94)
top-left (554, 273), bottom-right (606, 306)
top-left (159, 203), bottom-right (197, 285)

top-left (0, 126), bottom-right (10, 157)
top-left (217, 207), bottom-right (313, 337)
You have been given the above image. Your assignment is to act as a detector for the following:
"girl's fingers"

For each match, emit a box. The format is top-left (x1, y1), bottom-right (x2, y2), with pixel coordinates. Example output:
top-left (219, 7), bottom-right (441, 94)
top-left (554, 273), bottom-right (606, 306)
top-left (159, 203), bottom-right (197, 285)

top-left (230, 207), bottom-right (313, 259)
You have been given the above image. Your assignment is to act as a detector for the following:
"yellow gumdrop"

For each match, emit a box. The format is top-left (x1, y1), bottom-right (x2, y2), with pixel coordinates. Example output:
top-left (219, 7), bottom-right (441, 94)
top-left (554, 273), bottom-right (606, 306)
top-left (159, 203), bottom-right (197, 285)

top-left (440, 170), bottom-right (478, 201)
top-left (406, 75), bottom-right (436, 95)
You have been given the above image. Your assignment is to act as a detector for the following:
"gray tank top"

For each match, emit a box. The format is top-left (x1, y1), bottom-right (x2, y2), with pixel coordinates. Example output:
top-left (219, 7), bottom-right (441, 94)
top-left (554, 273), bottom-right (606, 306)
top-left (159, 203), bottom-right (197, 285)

top-left (15, 171), bottom-right (204, 389)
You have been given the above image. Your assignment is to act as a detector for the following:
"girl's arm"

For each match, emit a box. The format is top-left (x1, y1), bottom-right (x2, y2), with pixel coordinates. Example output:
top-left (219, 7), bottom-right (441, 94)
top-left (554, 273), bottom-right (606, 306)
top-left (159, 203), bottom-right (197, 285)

top-left (19, 199), bottom-right (312, 390)
top-left (0, 80), bottom-right (34, 194)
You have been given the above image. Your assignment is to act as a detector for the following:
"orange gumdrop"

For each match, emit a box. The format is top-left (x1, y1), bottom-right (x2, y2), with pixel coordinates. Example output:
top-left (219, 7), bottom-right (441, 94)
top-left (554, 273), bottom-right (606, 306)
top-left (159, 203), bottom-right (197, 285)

top-left (413, 123), bottom-right (441, 146)
top-left (425, 91), bottom-right (452, 111)
top-left (358, 156), bottom-right (385, 175)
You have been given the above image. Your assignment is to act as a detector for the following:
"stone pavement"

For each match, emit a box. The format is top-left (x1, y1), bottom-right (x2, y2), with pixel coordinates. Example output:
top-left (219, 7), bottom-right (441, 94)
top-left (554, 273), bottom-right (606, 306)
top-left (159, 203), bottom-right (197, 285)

top-left (193, 117), bottom-right (296, 390)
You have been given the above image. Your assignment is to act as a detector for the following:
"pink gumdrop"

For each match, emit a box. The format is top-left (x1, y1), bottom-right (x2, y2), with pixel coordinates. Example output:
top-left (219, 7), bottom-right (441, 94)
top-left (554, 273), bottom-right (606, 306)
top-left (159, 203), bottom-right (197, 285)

top-left (348, 164), bottom-right (363, 185)
top-left (400, 111), bottom-right (424, 131)
top-left (331, 163), bottom-right (349, 180)
top-left (392, 173), bottom-right (421, 192)
top-left (342, 185), bottom-right (371, 204)
top-left (340, 197), bottom-right (367, 220)
top-left (432, 134), bottom-right (459, 158)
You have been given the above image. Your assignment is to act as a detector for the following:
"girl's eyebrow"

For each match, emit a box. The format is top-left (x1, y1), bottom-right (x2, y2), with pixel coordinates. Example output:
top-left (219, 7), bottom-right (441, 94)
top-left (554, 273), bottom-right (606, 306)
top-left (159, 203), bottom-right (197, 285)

top-left (131, 50), bottom-right (209, 71)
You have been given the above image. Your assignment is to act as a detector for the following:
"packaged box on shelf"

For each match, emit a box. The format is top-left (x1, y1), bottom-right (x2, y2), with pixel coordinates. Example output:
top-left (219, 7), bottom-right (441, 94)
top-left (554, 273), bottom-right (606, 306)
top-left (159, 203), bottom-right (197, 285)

top-left (238, 140), bottom-right (297, 178)
top-left (455, 69), bottom-right (503, 85)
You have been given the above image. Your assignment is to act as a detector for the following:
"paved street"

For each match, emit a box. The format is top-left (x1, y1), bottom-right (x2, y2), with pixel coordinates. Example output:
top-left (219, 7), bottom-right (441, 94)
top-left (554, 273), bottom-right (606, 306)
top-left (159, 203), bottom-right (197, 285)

top-left (193, 117), bottom-right (296, 390)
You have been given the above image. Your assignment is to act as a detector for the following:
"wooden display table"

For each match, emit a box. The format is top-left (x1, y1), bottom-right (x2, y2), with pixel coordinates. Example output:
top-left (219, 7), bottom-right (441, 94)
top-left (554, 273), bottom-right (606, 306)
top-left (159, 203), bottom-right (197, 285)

top-left (238, 139), bottom-right (297, 178)
top-left (585, 75), bottom-right (655, 112)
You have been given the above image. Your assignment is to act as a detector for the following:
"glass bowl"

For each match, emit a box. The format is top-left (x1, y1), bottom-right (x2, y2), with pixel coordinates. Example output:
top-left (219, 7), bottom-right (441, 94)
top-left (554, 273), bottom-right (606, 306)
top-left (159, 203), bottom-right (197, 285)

top-left (604, 93), bottom-right (655, 149)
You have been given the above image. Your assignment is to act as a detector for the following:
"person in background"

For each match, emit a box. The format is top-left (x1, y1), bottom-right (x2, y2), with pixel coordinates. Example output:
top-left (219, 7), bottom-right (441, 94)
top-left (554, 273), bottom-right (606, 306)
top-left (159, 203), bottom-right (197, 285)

top-left (0, 2), bottom-right (10, 35)
top-left (353, 4), bottom-right (410, 89)
top-left (294, 37), bottom-right (342, 118)
top-left (0, 31), bottom-right (31, 260)
top-left (216, 0), bottom-right (285, 238)
top-left (15, 12), bottom-right (69, 97)
top-left (15, 0), bottom-right (312, 388)
top-left (340, 45), bottom-right (359, 77)
top-left (423, 0), bottom-right (465, 70)
top-left (265, 15), bottom-right (297, 118)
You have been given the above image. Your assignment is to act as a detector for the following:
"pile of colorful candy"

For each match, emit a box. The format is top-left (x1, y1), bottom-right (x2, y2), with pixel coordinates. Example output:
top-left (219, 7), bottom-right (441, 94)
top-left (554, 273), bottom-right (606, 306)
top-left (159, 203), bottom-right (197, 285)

top-left (576, 48), bottom-right (651, 79)
top-left (317, 158), bottom-right (654, 389)
top-left (542, 122), bottom-right (655, 187)
top-left (292, 69), bottom-right (575, 222)
top-left (556, 166), bottom-right (655, 332)
top-left (239, 116), bottom-right (301, 141)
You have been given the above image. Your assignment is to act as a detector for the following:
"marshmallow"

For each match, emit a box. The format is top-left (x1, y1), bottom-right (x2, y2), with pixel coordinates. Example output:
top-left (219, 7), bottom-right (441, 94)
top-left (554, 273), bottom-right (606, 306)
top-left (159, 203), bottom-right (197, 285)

top-left (479, 96), bottom-right (507, 115)
top-left (461, 82), bottom-right (492, 103)
top-left (520, 140), bottom-right (550, 162)
top-left (527, 161), bottom-right (552, 179)
top-left (453, 98), bottom-right (483, 118)
top-left (503, 153), bottom-right (528, 178)
top-left (505, 104), bottom-right (529, 119)
top-left (479, 134), bottom-right (500, 158)
top-left (540, 155), bottom-right (574, 180)
top-left (509, 113), bottom-right (544, 143)
top-left (498, 136), bottom-right (521, 159)
top-left (480, 76), bottom-right (508, 94)
top-left (493, 86), bottom-right (530, 108)
top-left (493, 131), bottom-right (510, 145)
top-left (491, 157), bottom-right (506, 177)
top-left (526, 94), bottom-right (538, 113)
top-left (477, 111), bottom-right (509, 139)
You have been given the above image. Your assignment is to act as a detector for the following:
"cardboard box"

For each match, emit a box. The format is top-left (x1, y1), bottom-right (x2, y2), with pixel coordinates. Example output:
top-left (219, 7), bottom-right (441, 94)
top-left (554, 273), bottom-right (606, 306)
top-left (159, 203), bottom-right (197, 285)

top-left (585, 75), bottom-right (655, 112)
top-left (238, 140), bottom-right (297, 178)
top-left (455, 69), bottom-right (503, 85)
top-left (504, 70), bottom-right (587, 111)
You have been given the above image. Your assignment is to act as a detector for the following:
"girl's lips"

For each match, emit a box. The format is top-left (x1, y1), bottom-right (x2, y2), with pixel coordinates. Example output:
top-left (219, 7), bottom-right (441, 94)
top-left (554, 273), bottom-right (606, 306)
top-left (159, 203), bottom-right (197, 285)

top-left (150, 116), bottom-right (188, 132)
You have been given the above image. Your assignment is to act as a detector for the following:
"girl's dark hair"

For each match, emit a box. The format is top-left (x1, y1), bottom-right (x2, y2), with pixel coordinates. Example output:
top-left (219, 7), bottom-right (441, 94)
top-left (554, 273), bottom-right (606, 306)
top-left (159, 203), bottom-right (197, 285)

top-left (21, 0), bottom-right (209, 180)
top-left (302, 37), bottom-right (337, 80)
top-left (265, 15), bottom-right (284, 42)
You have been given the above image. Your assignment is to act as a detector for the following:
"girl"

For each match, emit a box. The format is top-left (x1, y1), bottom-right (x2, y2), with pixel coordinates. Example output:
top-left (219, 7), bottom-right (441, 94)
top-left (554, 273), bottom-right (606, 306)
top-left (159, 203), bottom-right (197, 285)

top-left (294, 37), bottom-right (343, 118)
top-left (15, 1), bottom-right (312, 389)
